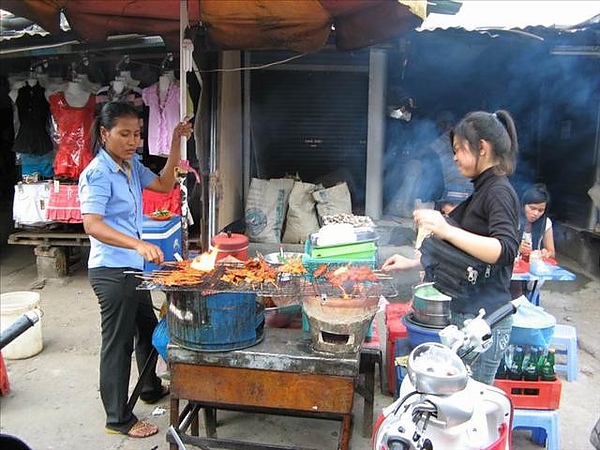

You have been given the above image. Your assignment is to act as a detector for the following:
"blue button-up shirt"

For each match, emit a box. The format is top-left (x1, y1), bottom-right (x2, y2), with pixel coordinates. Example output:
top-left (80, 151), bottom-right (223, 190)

top-left (79, 149), bottom-right (157, 270)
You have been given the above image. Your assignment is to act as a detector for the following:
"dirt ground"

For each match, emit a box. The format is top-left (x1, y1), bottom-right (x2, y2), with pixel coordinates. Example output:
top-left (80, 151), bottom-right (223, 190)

top-left (1, 243), bottom-right (599, 450)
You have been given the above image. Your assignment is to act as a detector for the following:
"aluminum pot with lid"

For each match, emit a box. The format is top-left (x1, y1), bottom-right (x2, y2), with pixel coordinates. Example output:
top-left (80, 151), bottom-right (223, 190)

top-left (412, 282), bottom-right (451, 326)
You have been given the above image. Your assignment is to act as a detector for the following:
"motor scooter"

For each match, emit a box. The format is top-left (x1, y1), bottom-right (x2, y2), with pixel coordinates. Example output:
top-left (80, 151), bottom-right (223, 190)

top-left (373, 301), bottom-right (518, 450)
top-left (0, 309), bottom-right (42, 450)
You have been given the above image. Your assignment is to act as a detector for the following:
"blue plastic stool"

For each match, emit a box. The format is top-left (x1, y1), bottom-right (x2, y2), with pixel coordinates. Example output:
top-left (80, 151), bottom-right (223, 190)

top-left (512, 409), bottom-right (559, 450)
top-left (550, 324), bottom-right (578, 381)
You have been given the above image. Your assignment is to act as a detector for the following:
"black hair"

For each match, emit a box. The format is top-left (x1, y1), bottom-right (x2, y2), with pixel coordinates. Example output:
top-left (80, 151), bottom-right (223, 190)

top-left (450, 109), bottom-right (518, 175)
top-left (522, 183), bottom-right (550, 206)
top-left (90, 101), bottom-right (140, 155)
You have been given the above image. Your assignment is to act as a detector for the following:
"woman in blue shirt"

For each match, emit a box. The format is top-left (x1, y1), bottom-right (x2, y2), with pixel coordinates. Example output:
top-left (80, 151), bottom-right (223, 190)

top-left (79, 101), bottom-right (192, 438)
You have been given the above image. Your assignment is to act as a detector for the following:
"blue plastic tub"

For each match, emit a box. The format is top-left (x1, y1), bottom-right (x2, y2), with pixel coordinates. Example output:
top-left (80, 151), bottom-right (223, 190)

top-left (166, 292), bottom-right (264, 352)
top-left (402, 314), bottom-right (442, 348)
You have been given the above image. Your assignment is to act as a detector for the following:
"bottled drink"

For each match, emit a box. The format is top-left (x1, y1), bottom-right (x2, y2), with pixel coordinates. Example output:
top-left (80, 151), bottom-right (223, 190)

top-left (521, 232), bottom-right (532, 262)
top-left (540, 348), bottom-right (557, 381)
top-left (495, 354), bottom-right (508, 379)
top-left (523, 347), bottom-right (539, 382)
top-left (508, 345), bottom-right (524, 380)
top-left (523, 347), bottom-right (540, 394)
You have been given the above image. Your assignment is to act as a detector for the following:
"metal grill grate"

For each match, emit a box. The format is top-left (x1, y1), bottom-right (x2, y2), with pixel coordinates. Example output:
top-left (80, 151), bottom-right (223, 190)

top-left (138, 265), bottom-right (397, 299)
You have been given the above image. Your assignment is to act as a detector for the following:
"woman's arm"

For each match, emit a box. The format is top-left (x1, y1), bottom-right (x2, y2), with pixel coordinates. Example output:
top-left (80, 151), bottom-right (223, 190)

top-left (146, 119), bottom-right (193, 193)
top-left (542, 227), bottom-right (556, 259)
top-left (83, 214), bottom-right (164, 264)
top-left (414, 209), bottom-right (503, 264)
top-left (381, 253), bottom-right (422, 272)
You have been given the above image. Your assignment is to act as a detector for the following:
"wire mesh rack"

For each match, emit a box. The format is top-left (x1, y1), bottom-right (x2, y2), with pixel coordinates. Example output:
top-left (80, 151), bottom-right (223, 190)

top-left (137, 263), bottom-right (307, 296)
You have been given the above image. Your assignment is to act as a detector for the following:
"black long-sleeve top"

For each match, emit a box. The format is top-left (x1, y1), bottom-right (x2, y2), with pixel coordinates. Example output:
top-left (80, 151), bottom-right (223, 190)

top-left (446, 167), bottom-right (520, 314)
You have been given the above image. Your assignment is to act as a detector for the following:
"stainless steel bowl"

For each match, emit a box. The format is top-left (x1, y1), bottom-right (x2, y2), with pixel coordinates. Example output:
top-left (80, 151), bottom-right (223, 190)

top-left (412, 282), bottom-right (452, 326)
top-left (407, 342), bottom-right (468, 394)
top-left (263, 252), bottom-right (307, 265)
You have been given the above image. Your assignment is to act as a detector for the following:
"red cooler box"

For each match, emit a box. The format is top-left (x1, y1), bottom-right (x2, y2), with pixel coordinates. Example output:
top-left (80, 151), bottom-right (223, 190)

top-left (386, 302), bottom-right (412, 395)
top-left (142, 215), bottom-right (182, 271)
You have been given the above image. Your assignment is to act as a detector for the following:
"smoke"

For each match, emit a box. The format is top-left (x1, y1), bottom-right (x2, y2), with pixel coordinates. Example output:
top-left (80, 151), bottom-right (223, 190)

top-left (384, 28), bottom-right (599, 221)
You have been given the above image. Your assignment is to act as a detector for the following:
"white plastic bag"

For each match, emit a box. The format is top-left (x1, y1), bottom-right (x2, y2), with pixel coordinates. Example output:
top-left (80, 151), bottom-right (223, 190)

top-left (509, 296), bottom-right (556, 348)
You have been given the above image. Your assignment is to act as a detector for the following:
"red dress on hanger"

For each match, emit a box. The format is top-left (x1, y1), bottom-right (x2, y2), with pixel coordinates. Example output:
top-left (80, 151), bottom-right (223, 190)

top-left (49, 92), bottom-right (95, 180)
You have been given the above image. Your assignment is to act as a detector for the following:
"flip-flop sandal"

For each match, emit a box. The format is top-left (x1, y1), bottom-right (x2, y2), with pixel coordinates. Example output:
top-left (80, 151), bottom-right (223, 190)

top-left (105, 420), bottom-right (158, 438)
top-left (140, 385), bottom-right (169, 404)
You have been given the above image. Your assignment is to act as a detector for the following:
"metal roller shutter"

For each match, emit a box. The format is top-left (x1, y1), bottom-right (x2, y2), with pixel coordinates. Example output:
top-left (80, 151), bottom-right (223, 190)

top-left (249, 50), bottom-right (369, 210)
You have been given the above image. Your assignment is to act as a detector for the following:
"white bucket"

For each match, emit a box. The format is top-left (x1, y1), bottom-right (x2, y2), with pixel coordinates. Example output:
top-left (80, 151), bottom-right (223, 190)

top-left (0, 291), bottom-right (43, 359)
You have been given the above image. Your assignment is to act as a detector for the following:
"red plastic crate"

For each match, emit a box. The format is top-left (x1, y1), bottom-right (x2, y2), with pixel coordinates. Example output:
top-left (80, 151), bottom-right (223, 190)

top-left (493, 378), bottom-right (562, 410)
top-left (385, 302), bottom-right (412, 395)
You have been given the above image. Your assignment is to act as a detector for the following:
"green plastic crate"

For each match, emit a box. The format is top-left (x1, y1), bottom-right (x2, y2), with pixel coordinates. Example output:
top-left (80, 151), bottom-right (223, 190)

top-left (302, 240), bottom-right (377, 280)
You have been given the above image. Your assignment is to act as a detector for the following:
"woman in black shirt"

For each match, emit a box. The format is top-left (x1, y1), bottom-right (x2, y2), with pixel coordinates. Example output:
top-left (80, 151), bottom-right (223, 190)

top-left (382, 110), bottom-right (520, 385)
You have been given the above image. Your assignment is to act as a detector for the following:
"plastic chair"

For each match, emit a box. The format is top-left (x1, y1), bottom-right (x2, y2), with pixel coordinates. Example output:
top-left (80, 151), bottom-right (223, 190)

top-left (512, 408), bottom-right (559, 450)
top-left (550, 324), bottom-right (578, 381)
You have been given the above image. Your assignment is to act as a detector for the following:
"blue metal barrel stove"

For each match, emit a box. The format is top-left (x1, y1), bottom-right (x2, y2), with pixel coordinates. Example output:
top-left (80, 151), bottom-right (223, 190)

top-left (166, 291), bottom-right (265, 352)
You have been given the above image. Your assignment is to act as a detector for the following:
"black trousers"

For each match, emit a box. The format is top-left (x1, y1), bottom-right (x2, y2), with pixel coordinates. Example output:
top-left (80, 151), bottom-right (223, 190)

top-left (89, 267), bottom-right (162, 432)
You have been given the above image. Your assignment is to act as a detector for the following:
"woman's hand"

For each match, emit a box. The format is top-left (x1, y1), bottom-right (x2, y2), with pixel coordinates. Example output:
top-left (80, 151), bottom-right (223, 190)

top-left (413, 209), bottom-right (453, 240)
top-left (170, 119), bottom-right (193, 146)
top-left (519, 240), bottom-right (532, 256)
top-left (381, 254), bottom-right (420, 272)
top-left (134, 240), bottom-right (164, 265)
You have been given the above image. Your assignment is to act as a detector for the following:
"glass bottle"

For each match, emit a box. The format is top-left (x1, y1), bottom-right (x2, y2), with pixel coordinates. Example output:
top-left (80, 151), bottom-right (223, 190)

top-left (523, 347), bottom-right (539, 382)
top-left (540, 348), bottom-right (557, 381)
top-left (508, 345), bottom-right (524, 380)
top-left (495, 353), bottom-right (508, 379)
top-left (521, 232), bottom-right (532, 262)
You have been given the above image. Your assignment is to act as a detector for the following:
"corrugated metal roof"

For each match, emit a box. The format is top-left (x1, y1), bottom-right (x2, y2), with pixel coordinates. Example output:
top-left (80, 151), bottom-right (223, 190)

top-left (420, 1), bottom-right (600, 32)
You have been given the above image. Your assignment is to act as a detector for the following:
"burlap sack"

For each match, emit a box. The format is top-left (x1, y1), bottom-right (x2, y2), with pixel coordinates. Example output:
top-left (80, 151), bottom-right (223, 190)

top-left (245, 178), bottom-right (294, 243)
top-left (282, 181), bottom-right (320, 244)
top-left (312, 182), bottom-right (352, 224)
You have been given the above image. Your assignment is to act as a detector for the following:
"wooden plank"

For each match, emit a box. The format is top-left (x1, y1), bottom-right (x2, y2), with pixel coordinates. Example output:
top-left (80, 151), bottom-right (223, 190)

top-left (171, 363), bottom-right (355, 415)
top-left (8, 232), bottom-right (90, 247)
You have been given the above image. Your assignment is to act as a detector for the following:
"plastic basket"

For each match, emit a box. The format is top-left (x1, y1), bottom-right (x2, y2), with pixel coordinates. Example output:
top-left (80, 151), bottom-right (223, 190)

top-left (302, 240), bottom-right (377, 280)
top-left (493, 378), bottom-right (562, 410)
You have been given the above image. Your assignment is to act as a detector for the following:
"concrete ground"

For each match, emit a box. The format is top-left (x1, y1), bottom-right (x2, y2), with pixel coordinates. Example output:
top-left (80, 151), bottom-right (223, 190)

top-left (1, 237), bottom-right (599, 450)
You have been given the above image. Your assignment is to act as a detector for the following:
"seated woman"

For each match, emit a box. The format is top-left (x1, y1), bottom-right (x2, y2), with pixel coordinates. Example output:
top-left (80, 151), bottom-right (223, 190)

top-left (519, 183), bottom-right (555, 260)
top-left (510, 183), bottom-right (556, 299)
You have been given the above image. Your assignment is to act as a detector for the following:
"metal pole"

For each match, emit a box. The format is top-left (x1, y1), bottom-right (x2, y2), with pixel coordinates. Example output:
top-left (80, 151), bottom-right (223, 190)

top-left (179, 0), bottom-right (189, 258)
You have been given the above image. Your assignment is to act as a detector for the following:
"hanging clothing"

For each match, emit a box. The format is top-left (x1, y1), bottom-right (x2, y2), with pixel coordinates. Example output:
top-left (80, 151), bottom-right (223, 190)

top-left (142, 185), bottom-right (181, 216)
top-left (12, 181), bottom-right (53, 226)
top-left (96, 86), bottom-right (146, 155)
top-left (20, 152), bottom-right (54, 178)
top-left (142, 81), bottom-right (180, 157)
top-left (49, 91), bottom-right (95, 180)
top-left (46, 182), bottom-right (83, 223)
top-left (12, 83), bottom-right (54, 155)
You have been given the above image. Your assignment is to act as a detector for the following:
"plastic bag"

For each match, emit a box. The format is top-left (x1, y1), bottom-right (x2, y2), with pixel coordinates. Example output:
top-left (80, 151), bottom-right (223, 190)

top-left (509, 295), bottom-right (556, 348)
top-left (152, 317), bottom-right (169, 362)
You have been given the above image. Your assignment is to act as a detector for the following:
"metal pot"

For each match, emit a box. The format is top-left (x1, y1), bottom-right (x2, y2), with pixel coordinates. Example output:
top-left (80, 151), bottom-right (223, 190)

top-left (412, 282), bottom-right (451, 327)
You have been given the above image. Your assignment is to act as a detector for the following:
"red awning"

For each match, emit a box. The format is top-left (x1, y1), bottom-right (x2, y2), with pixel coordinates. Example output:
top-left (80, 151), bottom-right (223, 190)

top-left (2, 0), bottom-right (424, 52)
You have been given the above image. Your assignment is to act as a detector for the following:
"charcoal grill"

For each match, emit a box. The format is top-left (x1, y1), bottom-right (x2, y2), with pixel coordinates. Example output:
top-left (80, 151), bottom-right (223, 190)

top-left (138, 263), bottom-right (396, 353)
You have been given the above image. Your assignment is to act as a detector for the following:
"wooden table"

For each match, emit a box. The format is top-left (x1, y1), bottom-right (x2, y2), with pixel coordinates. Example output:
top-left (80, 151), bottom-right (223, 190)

top-left (168, 327), bottom-right (360, 450)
